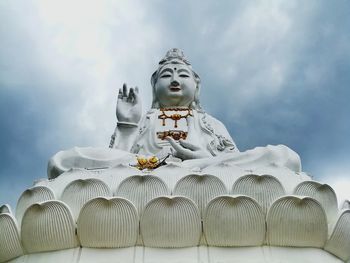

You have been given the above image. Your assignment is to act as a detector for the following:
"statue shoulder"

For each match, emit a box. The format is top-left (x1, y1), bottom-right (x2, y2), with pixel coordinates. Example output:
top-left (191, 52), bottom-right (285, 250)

top-left (202, 112), bottom-right (227, 129)
top-left (197, 111), bottom-right (228, 135)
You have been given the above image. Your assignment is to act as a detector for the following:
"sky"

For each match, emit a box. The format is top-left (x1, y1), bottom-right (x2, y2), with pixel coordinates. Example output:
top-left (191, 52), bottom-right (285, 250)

top-left (1, 0), bottom-right (350, 208)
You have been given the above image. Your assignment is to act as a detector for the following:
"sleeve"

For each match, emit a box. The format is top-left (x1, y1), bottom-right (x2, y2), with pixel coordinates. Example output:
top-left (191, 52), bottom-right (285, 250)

top-left (204, 114), bottom-right (239, 153)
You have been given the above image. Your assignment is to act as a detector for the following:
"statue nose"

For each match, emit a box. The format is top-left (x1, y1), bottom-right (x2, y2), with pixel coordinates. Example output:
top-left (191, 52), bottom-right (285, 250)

top-left (171, 80), bottom-right (180, 86)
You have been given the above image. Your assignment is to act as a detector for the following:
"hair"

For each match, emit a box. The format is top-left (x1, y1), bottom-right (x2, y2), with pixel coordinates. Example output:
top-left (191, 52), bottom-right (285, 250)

top-left (150, 59), bottom-right (202, 110)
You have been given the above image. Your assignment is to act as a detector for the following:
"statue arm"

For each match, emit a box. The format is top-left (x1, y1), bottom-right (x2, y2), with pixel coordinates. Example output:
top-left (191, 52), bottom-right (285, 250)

top-left (109, 83), bottom-right (142, 152)
top-left (109, 122), bottom-right (140, 151)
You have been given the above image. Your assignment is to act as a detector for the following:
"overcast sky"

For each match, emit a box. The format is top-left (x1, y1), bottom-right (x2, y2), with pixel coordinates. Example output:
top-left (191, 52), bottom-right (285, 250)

top-left (1, 0), bottom-right (350, 208)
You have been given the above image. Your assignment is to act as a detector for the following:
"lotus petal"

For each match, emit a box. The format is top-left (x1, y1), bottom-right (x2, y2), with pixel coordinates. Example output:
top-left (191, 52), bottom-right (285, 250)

top-left (293, 181), bottom-right (338, 222)
top-left (140, 196), bottom-right (201, 247)
top-left (232, 174), bottom-right (285, 214)
top-left (16, 186), bottom-right (55, 225)
top-left (151, 163), bottom-right (192, 190)
top-left (203, 195), bottom-right (265, 246)
top-left (21, 200), bottom-right (78, 253)
top-left (203, 162), bottom-right (245, 189)
top-left (341, 200), bottom-right (350, 210)
top-left (91, 164), bottom-right (141, 193)
top-left (61, 178), bottom-right (111, 220)
top-left (78, 197), bottom-right (138, 248)
top-left (115, 175), bottom-right (170, 213)
top-left (0, 204), bottom-right (12, 215)
top-left (267, 196), bottom-right (327, 247)
top-left (0, 213), bottom-right (23, 263)
top-left (325, 210), bottom-right (350, 261)
top-left (174, 174), bottom-right (227, 215)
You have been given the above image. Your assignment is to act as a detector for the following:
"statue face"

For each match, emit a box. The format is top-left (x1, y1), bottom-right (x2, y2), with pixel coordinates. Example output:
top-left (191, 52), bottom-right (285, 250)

top-left (154, 62), bottom-right (197, 108)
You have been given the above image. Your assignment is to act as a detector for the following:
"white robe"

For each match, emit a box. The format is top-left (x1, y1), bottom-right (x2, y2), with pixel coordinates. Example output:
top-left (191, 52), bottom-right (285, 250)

top-left (48, 110), bottom-right (301, 179)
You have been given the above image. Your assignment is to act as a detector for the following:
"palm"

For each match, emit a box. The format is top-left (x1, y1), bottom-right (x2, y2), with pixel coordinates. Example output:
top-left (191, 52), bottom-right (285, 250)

top-left (116, 83), bottom-right (142, 124)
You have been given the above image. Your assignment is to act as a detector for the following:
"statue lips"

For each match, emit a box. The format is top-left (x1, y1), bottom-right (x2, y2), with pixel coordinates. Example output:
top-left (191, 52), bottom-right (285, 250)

top-left (169, 85), bottom-right (181, 92)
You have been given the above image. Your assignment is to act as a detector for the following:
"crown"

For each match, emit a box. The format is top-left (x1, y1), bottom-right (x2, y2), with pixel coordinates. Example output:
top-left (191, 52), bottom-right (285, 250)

top-left (159, 48), bottom-right (191, 66)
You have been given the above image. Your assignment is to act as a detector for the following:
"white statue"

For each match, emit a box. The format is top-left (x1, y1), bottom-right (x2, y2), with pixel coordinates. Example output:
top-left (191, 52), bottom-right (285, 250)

top-left (48, 48), bottom-right (301, 178)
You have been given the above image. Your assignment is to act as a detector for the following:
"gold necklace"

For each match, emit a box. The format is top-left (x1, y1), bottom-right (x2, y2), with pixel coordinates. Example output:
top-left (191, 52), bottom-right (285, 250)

top-left (158, 108), bottom-right (193, 128)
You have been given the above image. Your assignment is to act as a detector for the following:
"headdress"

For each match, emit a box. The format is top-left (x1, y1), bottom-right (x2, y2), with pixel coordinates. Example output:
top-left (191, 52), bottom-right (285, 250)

top-left (158, 48), bottom-right (191, 66)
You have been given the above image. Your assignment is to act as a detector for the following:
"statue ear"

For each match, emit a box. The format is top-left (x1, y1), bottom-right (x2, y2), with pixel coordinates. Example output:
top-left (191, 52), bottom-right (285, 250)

top-left (193, 85), bottom-right (201, 109)
top-left (151, 71), bottom-right (159, 108)
top-left (151, 71), bottom-right (157, 87)
top-left (151, 86), bottom-right (159, 108)
top-left (193, 74), bottom-right (201, 110)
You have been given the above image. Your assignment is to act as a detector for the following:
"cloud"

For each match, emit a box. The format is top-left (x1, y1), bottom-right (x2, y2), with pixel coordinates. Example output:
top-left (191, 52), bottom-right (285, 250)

top-left (1, 0), bottom-right (164, 148)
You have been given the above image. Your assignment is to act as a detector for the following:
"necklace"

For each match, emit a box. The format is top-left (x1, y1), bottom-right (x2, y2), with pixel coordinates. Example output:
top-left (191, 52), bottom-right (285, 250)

top-left (158, 108), bottom-right (193, 128)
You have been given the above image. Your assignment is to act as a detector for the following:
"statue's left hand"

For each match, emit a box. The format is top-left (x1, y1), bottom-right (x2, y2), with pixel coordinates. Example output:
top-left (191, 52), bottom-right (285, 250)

top-left (116, 83), bottom-right (142, 124)
top-left (166, 114), bottom-right (211, 160)
top-left (166, 137), bottom-right (211, 160)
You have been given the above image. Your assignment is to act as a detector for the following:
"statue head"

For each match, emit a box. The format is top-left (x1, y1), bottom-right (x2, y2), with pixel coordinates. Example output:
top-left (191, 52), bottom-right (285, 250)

top-left (151, 48), bottom-right (201, 109)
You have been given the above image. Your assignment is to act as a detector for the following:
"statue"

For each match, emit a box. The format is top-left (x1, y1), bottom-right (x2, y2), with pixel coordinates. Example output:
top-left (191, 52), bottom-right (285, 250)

top-left (48, 48), bottom-right (301, 179)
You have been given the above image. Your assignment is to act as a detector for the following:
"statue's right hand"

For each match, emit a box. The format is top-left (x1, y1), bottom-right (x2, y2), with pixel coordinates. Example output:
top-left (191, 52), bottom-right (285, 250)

top-left (116, 83), bottom-right (142, 124)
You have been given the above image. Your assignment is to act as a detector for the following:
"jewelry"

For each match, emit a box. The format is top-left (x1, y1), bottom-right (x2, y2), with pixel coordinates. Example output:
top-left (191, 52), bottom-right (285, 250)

top-left (132, 155), bottom-right (170, 170)
top-left (117, 121), bottom-right (138, 127)
top-left (158, 108), bottom-right (193, 128)
top-left (157, 130), bottom-right (188, 141)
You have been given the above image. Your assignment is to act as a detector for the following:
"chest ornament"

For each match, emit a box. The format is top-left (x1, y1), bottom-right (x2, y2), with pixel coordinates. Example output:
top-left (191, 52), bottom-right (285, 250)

top-left (158, 108), bottom-right (193, 128)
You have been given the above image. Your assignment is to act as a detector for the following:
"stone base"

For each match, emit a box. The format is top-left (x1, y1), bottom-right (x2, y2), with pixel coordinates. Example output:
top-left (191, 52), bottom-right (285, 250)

top-left (7, 246), bottom-right (346, 263)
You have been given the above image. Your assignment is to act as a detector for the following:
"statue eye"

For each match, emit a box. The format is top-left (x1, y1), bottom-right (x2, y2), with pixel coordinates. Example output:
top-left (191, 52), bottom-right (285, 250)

top-left (179, 74), bottom-right (189, 78)
top-left (160, 74), bottom-right (171, 78)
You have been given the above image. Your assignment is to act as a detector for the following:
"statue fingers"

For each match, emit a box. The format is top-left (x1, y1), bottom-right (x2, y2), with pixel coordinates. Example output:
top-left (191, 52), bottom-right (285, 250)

top-left (118, 88), bottom-right (123, 99)
top-left (133, 86), bottom-right (139, 104)
top-left (179, 139), bottom-right (200, 150)
top-left (166, 137), bottom-right (192, 156)
top-left (127, 87), bottom-right (134, 102)
top-left (170, 148), bottom-right (181, 159)
top-left (166, 137), bottom-right (182, 151)
top-left (122, 83), bottom-right (128, 98)
top-left (171, 148), bottom-right (191, 160)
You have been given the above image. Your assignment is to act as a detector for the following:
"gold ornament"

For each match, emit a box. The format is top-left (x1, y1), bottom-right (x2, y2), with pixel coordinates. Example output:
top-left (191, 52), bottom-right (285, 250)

top-left (133, 155), bottom-right (167, 170)
top-left (157, 130), bottom-right (188, 141)
top-left (158, 108), bottom-right (193, 128)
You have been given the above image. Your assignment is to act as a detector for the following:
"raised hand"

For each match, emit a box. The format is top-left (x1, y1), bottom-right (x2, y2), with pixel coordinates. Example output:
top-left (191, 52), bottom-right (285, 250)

top-left (116, 83), bottom-right (142, 124)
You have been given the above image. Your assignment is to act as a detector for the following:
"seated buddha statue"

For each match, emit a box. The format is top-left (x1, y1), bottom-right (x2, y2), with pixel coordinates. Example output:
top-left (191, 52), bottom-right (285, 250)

top-left (48, 48), bottom-right (301, 179)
